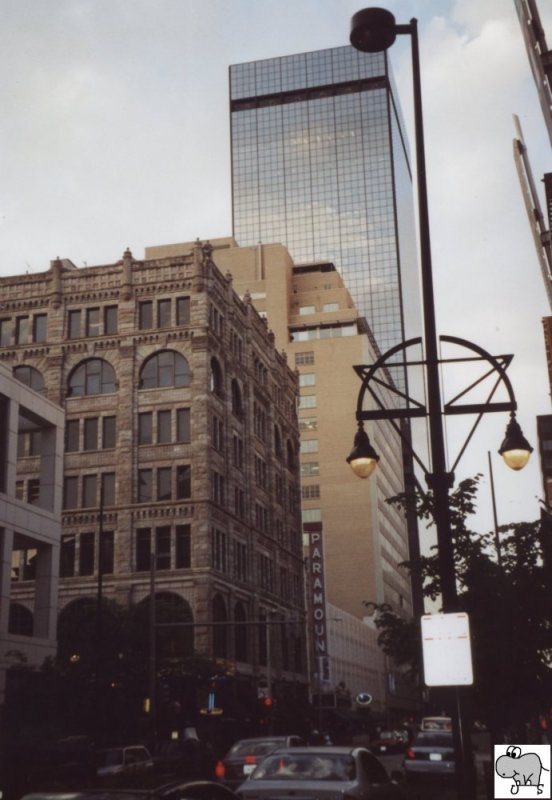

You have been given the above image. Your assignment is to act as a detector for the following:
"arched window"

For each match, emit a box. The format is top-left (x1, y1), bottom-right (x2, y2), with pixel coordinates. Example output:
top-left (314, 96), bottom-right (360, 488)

top-left (68, 358), bottom-right (116, 397)
top-left (139, 351), bottom-right (190, 389)
top-left (234, 601), bottom-right (248, 663)
top-left (212, 593), bottom-right (228, 658)
top-left (231, 379), bottom-right (243, 417)
top-left (210, 357), bottom-right (223, 397)
top-left (137, 592), bottom-right (194, 658)
top-left (13, 365), bottom-right (45, 395)
top-left (9, 603), bottom-right (33, 636)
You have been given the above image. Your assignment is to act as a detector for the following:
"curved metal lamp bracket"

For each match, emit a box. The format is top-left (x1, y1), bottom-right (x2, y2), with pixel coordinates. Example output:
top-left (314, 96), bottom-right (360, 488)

top-left (353, 335), bottom-right (517, 475)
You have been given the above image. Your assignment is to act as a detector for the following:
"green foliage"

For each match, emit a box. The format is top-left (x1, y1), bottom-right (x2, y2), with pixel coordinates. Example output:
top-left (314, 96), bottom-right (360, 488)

top-left (370, 476), bottom-right (552, 734)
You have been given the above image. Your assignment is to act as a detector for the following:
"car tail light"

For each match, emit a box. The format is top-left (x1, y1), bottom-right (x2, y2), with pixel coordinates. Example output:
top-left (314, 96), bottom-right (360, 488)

top-left (405, 748), bottom-right (416, 759)
top-left (215, 760), bottom-right (225, 779)
top-left (245, 755), bottom-right (257, 764)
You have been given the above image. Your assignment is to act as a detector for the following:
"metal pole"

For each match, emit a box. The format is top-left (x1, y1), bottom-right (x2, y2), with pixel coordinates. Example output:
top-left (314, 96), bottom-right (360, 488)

top-left (488, 451), bottom-right (503, 568)
top-left (149, 538), bottom-right (157, 740)
top-left (409, 19), bottom-right (472, 799)
top-left (266, 613), bottom-right (272, 734)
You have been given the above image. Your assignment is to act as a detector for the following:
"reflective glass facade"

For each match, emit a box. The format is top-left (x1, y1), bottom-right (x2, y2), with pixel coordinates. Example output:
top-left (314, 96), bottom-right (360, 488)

top-left (230, 46), bottom-right (421, 361)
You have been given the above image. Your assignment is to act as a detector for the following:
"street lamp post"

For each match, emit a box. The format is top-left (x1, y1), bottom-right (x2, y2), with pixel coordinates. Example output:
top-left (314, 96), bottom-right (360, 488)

top-left (348, 9), bottom-right (533, 800)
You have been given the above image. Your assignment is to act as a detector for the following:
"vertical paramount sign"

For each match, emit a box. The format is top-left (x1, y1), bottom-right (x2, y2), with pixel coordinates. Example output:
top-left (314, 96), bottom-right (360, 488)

top-left (304, 521), bottom-right (331, 684)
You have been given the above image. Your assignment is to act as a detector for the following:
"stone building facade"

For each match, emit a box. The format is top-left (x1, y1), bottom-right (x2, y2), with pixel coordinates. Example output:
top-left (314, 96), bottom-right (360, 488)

top-left (0, 241), bottom-right (307, 698)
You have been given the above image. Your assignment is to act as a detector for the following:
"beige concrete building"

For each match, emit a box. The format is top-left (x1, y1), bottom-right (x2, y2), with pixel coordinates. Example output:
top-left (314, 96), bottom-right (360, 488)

top-left (0, 241), bottom-right (307, 713)
top-left (0, 361), bottom-right (64, 704)
top-left (146, 238), bottom-right (414, 718)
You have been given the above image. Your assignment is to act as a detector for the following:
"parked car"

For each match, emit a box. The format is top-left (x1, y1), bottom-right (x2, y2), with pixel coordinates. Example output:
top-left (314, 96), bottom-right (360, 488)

top-left (370, 730), bottom-right (407, 755)
top-left (237, 746), bottom-right (406, 799)
top-left (96, 745), bottom-right (155, 784)
top-left (155, 779), bottom-right (241, 800)
top-left (403, 730), bottom-right (455, 783)
top-left (215, 736), bottom-right (305, 789)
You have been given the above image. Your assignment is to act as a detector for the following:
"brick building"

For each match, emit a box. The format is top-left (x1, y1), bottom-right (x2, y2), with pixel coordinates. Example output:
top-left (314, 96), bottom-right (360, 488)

top-left (0, 240), bottom-right (307, 709)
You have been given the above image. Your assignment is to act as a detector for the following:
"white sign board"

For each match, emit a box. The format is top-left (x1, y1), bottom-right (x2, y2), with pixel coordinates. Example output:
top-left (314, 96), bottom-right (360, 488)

top-left (421, 613), bottom-right (473, 686)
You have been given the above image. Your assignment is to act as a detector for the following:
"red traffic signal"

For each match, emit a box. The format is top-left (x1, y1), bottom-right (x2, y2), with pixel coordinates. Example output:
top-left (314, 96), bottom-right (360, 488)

top-left (263, 696), bottom-right (273, 707)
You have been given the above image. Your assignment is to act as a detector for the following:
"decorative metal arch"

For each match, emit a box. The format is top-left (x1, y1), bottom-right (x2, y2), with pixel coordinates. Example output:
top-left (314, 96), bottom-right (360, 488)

top-left (353, 335), bottom-right (517, 475)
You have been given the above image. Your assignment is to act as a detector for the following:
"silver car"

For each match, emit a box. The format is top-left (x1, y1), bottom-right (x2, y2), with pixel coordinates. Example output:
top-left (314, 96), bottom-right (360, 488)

top-left (403, 731), bottom-right (455, 783)
top-left (237, 746), bottom-right (405, 799)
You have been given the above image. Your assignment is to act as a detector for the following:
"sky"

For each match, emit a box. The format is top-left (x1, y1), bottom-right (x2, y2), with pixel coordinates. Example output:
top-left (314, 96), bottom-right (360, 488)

top-left (1, 0), bottom-right (551, 534)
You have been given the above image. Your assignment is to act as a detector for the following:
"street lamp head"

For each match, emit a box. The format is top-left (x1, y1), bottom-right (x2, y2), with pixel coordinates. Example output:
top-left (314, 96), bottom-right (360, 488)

top-left (350, 8), bottom-right (397, 53)
top-left (346, 422), bottom-right (380, 478)
top-left (498, 413), bottom-right (533, 471)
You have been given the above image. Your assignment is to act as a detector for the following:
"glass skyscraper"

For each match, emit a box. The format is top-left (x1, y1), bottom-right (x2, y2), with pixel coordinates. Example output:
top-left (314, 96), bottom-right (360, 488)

top-left (229, 45), bottom-right (421, 360)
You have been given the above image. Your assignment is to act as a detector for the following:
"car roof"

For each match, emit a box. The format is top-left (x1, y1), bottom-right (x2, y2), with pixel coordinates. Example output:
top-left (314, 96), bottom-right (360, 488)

top-left (270, 746), bottom-right (359, 756)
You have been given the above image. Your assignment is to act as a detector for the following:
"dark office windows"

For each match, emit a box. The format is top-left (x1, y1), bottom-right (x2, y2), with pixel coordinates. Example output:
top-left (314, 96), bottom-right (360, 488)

top-left (176, 296), bottom-right (190, 326)
top-left (101, 472), bottom-right (115, 506)
top-left (0, 319), bottom-right (11, 347)
top-left (102, 416), bottom-right (116, 448)
top-left (139, 301), bottom-right (153, 330)
top-left (138, 469), bottom-right (153, 503)
top-left (13, 365), bottom-right (45, 394)
top-left (15, 317), bottom-right (30, 345)
top-left (68, 310), bottom-right (82, 339)
top-left (157, 467), bottom-right (172, 501)
top-left (136, 528), bottom-right (151, 571)
top-left (158, 299), bottom-right (171, 329)
top-left (64, 476), bottom-right (79, 509)
top-left (65, 420), bottom-right (79, 452)
top-left (104, 306), bottom-right (118, 335)
top-left (210, 357), bottom-right (223, 396)
top-left (176, 408), bottom-right (191, 442)
top-left (139, 351), bottom-right (191, 389)
top-left (85, 308), bottom-right (100, 337)
top-left (82, 474), bottom-right (97, 507)
top-left (60, 535), bottom-right (76, 577)
top-left (100, 531), bottom-right (115, 574)
top-left (139, 412), bottom-right (153, 445)
top-left (232, 434), bottom-right (244, 468)
top-left (33, 314), bottom-right (47, 343)
top-left (175, 524), bottom-right (191, 568)
top-left (156, 526), bottom-right (171, 569)
top-left (68, 359), bottom-right (116, 396)
top-left (83, 418), bottom-right (99, 450)
top-left (231, 380), bottom-right (243, 418)
top-left (157, 410), bottom-right (172, 444)
top-left (79, 532), bottom-right (95, 576)
top-left (177, 465), bottom-right (192, 499)
top-left (211, 529), bottom-right (228, 573)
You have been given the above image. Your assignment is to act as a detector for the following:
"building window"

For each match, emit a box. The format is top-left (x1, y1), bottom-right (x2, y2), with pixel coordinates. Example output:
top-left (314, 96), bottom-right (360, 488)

top-left (158, 299), bottom-right (171, 328)
top-left (323, 302), bottom-right (339, 312)
top-left (176, 524), bottom-right (191, 568)
top-left (68, 310), bottom-right (81, 339)
top-left (302, 508), bottom-right (322, 523)
top-left (299, 417), bottom-right (317, 432)
top-left (210, 357), bottom-right (223, 396)
top-left (60, 535), bottom-right (76, 577)
top-left (104, 306), bottom-right (118, 335)
top-left (301, 461), bottom-right (320, 477)
top-left (139, 301), bottom-right (153, 330)
top-left (211, 528), bottom-right (228, 572)
top-left (302, 484), bottom-right (320, 499)
top-left (102, 416), bottom-right (116, 448)
top-left (295, 351), bottom-right (314, 365)
top-left (0, 319), bottom-right (11, 347)
top-left (176, 408), bottom-right (191, 442)
top-left (85, 307), bottom-right (100, 337)
top-left (15, 316), bottom-right (30, 345)
top-left (156, 526), bottom-right (171, 569)
top-left (177, 465), bottom-right (192, 499)
top-left (211, 471), bottom-right (224, 505)
top-left (100, 531), bottom-right (114, 574)
top-left (79, 532), bottom-right (95, 575)
top-left (232, 434), bottom-right (244, 468)
top-left (212, 414), bottom-right (224, 451)
top-left (13, 365), bottom-right (45, 394)
top-left (138, 469), bottom-right (153, 503)
top-left (299, 305), bottom-right (315, 315)
top-left (64, 476), bottom-right (79, 509)
top-left (83, 417), bottom-right (99, 450)
top-left (139, 351), bottom-right (191, 389)
top-left (136, 528), bottom-right (151, 571)
top-left (33, 314), bottom-right (47, 342)
top-left (138, 412), bottom-right (153, 445)
top-left (68, 358), bottom-right (116, 396)
top-left (82, 474), bottom-right (97, 507)
top-left (234, 541), bottom-right (247, 583)
top-left (157, 467), bottom-right (172, 500)
top-left (158, 410), bottom-right (172, 444)
top-left (300, 439), bottom-right (319, 454)
top-left (298, 372), bottom-right (316, 387)
top-left (101, 472), bottom-right (115, 506)
top-left (177, 297), bottom-right (190, 326)
top-left (66, 420), bottom-right (80, 452)
top-left (298, 394), bottom-right (316, 409)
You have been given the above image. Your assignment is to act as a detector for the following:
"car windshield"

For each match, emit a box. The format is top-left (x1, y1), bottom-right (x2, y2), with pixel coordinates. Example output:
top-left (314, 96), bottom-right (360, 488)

top-left (250, 754), bottom-right (356, 781)
top-left (228, 740), bottom-right (284, 757)
top-left (96, 749), bottom-right (124, 767)
top-left (414, 733), bottom-right (453, 748)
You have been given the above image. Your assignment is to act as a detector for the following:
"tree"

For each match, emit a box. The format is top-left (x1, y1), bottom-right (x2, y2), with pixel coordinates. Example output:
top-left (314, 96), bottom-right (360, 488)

top-left (370, 476), bottom-right (552, 739)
